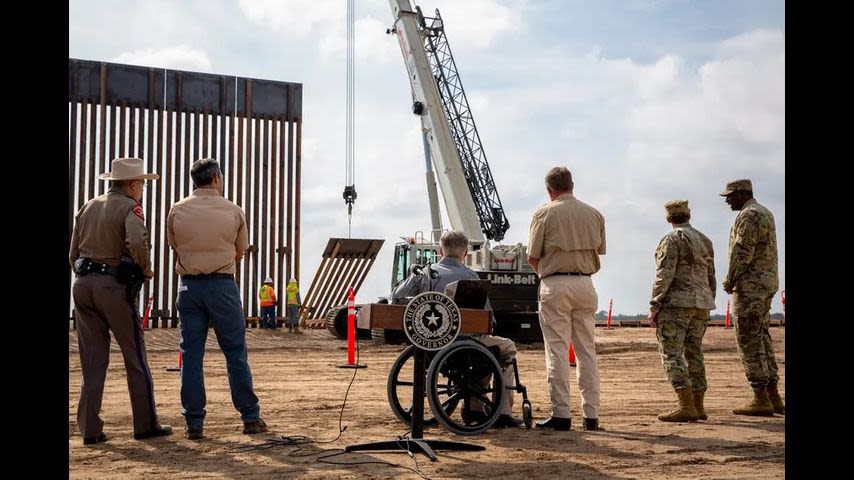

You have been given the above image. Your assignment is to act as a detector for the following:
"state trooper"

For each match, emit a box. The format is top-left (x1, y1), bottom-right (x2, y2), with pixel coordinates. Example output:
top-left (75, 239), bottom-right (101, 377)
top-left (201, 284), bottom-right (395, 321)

top-left (70, 157), bottom-right (172, 445)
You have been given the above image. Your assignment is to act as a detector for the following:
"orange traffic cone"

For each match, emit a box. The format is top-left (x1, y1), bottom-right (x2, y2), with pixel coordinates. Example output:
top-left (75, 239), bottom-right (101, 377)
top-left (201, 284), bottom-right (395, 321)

top-left (569, 343), bottom-right (577, 367)
top-left (605, 299), bottom-right (613, 329)
top-left (337, 287), bottom-right (366, 369)
top-left (141, 295), bottom-right (154, 329)
top-left (725, 300), bottom-right (732, 329)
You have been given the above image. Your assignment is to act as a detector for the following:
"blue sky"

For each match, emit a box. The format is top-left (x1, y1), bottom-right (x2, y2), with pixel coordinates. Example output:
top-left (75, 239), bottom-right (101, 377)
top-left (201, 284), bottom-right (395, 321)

top-left (70, 0), bottom-right (785, 315)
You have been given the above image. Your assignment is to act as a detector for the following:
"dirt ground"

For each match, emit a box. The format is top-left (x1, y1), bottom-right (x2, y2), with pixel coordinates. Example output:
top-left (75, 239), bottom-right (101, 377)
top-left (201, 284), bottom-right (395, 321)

top-left (68, 326), bottom-right (785, 479)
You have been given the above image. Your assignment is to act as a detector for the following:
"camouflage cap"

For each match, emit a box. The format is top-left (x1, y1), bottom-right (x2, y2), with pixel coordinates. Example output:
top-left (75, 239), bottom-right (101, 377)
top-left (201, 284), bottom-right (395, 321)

top-left (664, 199), bottom-right (690, 217)
top-left (719, 179), bottom-right (752, 196)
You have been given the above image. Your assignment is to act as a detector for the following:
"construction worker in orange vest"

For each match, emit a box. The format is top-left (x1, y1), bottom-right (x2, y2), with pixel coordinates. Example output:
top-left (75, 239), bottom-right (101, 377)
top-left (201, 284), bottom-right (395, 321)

top-left (258, 277), bottom-right (278, 329)
top-left (286, 278), bottom-right (302, 334)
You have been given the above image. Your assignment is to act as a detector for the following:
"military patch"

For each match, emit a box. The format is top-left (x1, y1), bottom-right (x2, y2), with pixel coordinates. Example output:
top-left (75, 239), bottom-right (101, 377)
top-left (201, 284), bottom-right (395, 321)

top-left (133, 205), bottom-right (145, 220)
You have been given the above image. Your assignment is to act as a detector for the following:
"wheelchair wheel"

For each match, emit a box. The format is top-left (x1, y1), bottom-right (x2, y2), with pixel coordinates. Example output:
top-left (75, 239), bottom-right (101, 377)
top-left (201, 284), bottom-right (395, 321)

top-left (426, 338), bottom-right (504, 435)
top-left (522, 399), bottom-right (533, 429)
top-left (387, 346), bottom-right (458, 426)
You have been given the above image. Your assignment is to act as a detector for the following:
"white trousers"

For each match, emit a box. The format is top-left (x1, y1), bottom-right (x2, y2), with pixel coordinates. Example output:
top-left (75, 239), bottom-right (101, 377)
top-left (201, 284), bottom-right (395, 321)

top-left (538, 275), bottom-right (600, 419)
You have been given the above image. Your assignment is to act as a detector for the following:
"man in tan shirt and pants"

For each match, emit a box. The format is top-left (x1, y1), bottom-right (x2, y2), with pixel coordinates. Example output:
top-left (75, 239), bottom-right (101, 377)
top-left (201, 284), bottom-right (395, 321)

top-left (167, 158), bottom-right (267, 440)
top-left (70, 157), bottom-right (172, 444)
top-left (528, 166), bottom-right (606, 431)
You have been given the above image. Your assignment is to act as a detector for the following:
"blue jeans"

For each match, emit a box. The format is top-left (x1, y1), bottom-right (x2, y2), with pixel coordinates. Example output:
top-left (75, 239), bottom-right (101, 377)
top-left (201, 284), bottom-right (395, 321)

top-left (260, 306), bottom-right (277, 329)
top-left (287, 305), bottom-right (300, 327)
top-left (177, 277), bottom-right (260, 429)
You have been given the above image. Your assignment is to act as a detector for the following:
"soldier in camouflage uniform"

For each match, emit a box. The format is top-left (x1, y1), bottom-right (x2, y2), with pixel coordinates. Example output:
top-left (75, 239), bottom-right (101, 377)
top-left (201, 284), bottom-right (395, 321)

top-left (721, 179), bottom-right (783, 416)
top-left (648, 200), bottom-right (716, 422)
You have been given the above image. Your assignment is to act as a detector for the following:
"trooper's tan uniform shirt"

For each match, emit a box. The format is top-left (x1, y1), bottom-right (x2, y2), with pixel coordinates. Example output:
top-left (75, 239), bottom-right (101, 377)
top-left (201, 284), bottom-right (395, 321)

top-left (69, 187), bottom-right (153, 276)
top-left (528, 192), bottom-right (606, 421)
top-left (167, 188), bottom-right (249, 274)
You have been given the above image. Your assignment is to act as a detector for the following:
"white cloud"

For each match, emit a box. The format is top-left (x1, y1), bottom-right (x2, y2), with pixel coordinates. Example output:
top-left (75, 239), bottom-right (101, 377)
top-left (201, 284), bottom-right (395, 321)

top-left (625, 28), bottom-right (785, 189)
top-left (239, 0), bottom-right (526, 55)
top-left (237, 0), bottom-right (342, 35)
top-left (718, 28), bottom-right (786, 61)
top-left (634, 55), bottom-right (686, 100)
top-left (110, 46), bottom-right (213, 72)
top-left (426, 0), bottom-right (527, 50)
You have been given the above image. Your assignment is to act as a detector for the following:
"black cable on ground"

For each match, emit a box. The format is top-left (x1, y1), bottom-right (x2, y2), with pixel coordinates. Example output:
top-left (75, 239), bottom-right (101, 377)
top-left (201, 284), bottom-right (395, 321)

top-left (228, 329), bottom-right (429, 478)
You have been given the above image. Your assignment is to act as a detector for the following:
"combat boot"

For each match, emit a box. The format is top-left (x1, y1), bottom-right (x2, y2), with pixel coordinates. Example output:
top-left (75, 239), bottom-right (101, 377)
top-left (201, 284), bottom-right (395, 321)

top-left (692, 389), bottom-right (707, 421)
top-left (732, 388), bottom-right (775, 416)
top-left (766, 381), bottom-right (785, 415)
top-left (658, 387), bottom-right (699, 422)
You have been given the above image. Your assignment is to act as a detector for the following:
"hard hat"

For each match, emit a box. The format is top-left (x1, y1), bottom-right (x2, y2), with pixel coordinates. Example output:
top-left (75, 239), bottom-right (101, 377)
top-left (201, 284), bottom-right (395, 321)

top-left (264, 277), bottom-right (273, 284)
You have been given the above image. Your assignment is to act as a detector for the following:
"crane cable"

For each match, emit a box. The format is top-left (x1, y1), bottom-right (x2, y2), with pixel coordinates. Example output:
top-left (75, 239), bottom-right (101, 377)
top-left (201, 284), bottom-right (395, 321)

top-left (342, 0), bottom-right (357, 238)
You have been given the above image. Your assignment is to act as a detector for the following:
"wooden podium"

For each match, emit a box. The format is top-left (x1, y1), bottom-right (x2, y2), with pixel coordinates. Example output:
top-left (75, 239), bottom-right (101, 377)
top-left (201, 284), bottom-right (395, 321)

top-left (346, 302), bottom-right (490, 460)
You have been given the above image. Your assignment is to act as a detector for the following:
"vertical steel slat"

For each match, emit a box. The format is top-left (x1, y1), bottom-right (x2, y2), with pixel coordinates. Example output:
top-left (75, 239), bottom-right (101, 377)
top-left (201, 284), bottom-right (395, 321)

top-left (119, 102), bottom-right (127, 158)
top-left (285, 120), bottom-right (294, 284)
top-left (164, 107), bottom-right (175, 324)
top-left (98, 64), bottom-right (108, 189)
top-left (260, 117), bottom-right (270, 293)
top-left (251, 115), bottom-right (262, 316)
top-left (78, 100), bottom-right (90, 213)
top-left (268, 118), bottom-right (280, 318)
top-left (149, 106), bottom-right (163, 317)
top-left (277, 119), bottom-right (287, 296)
top-left (294, 120), bottom-right (302, 282)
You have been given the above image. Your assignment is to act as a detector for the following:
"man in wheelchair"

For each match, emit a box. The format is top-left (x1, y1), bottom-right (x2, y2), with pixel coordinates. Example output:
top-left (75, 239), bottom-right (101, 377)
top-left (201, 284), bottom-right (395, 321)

top-left (393, 230), bottom-right (524, 429)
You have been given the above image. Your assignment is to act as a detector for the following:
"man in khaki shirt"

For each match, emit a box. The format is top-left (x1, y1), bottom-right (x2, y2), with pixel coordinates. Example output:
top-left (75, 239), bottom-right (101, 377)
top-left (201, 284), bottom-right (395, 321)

top-left (528, 166), bottom-right (606, 431)
top-left (70, 157), bottom-right (172, 444)
top-left (167, 158), bottom-right (266, 440)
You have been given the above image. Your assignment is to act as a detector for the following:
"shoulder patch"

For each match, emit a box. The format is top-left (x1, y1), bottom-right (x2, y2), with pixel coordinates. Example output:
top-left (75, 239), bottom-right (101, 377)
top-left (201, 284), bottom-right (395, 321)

top-left (133, 205), bottom-right (145, 221)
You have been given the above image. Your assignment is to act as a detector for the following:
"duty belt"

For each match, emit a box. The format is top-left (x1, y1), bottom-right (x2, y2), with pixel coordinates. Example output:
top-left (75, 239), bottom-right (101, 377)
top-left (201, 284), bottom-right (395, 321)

top-left (74, 258), bottom-right (118, 276)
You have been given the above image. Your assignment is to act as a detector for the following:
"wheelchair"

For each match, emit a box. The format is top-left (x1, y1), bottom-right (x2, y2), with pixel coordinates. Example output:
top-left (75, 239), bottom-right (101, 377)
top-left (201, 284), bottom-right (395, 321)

top-left (387, 336), bottom-right (533, 435)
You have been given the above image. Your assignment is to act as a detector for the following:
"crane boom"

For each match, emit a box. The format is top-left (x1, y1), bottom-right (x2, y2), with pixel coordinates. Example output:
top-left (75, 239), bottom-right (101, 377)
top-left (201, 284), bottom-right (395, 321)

top-left (418, 7), bottom-right (510, 242)
top-left (380, 1), bottom-right (541, 345)
top-left (389, 0), bottom-right (487, 243)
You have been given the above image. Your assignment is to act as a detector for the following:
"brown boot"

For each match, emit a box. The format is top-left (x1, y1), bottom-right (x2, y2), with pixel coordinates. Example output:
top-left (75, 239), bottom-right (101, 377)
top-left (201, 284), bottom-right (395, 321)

top-left (766, 381), bottom-right (785, 415)
top-left (692, 389), bottom-right (707, 421)
top-left (658, 387), bottom-right (699, 422)
top-left (293, 325), bottom-right (304, 334)
top-left (732, 388), bottom-right (775, 416)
